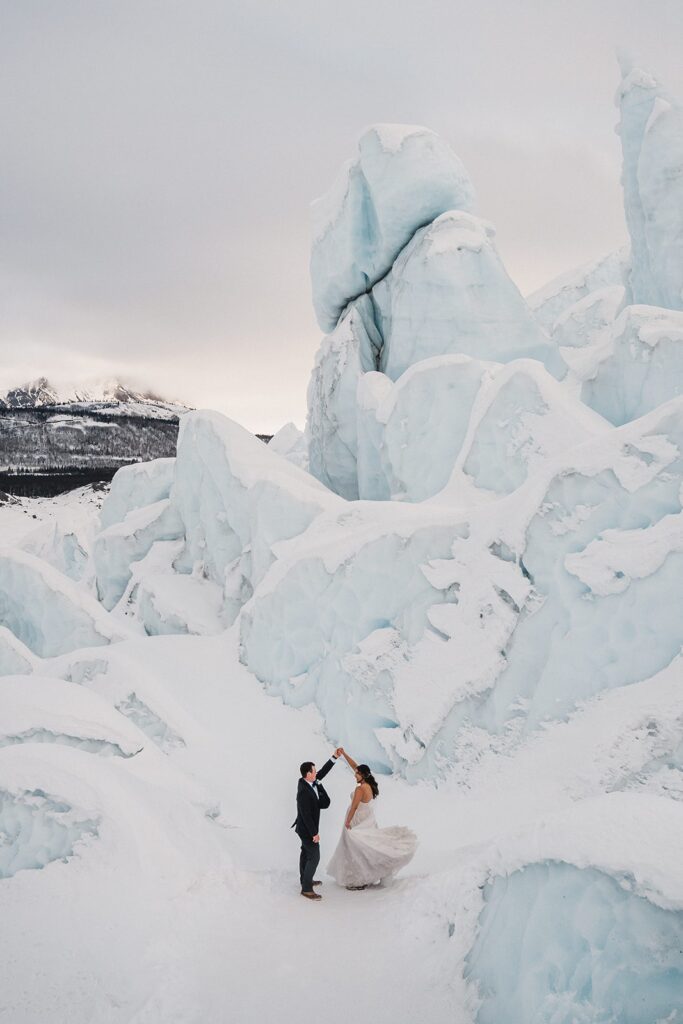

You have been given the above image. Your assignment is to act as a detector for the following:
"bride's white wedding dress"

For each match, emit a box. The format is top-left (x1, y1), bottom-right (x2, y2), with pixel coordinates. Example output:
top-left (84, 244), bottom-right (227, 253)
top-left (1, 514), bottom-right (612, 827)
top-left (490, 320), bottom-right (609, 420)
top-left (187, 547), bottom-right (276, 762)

top-left (326, 790), bottom-right (417, 888)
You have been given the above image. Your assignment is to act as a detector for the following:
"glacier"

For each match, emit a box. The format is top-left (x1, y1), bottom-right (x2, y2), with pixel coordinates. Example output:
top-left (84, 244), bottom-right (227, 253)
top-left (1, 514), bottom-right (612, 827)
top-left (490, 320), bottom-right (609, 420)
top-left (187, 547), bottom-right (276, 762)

top-left (73, 65), bottom-right (683, 786)
top-left (617, 56), bottom-right (683, 311)
top-left (528, 247), bottom-right (631, 332)
top-left (467, 862), bottom-right (683, 1024)
top-left (306, 295), bottom-right (381, 499)
top-left (268, 422), bottom-right (309, 471)
top-left (0, 625), bottom-right (36, 676)
top-left (241, 397), bottom-right (683, 775)
top-left (457, 792), bottom-right (683, 1024)
top-left (576, 305), bottom-right (683, 426)
top-left (0, 786), bottom-right (99, 879)
top-left (306, 137), bottom-right (564, 501)
top-left (0, 675), bottom-right (146, 758)
top-left (171, 410), bottom-right (338, 622)
top-left (374, 211), bottom-right (561, 382)
top-left (355, 355), bottom-right (607, 502)
top-left (550, 284), bottom-right (627, 354)
top-left (0, 550), bottom-right (130, 657)
top-left (2, 58), bottom-right (683, 1024)
top-left (94, 498), bottom-right (183, 611)
top-left (357, 355), bottom-right (491, 502)
top-left (311, 124), bottom-right (476, 332)
top-left (99, 457), bottom-right (175, 530)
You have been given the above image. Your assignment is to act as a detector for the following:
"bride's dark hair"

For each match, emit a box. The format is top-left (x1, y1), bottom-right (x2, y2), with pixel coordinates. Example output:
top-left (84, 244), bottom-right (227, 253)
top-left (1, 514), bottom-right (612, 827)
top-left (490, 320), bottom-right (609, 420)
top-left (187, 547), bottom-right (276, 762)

top-left (357, 764), bottom-right (379, 799)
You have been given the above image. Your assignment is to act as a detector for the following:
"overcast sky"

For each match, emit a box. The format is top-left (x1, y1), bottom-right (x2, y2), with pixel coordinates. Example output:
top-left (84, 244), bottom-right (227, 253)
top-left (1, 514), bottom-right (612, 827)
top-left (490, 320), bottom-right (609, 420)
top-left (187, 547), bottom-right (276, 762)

top-left (1, 1), bottom-right (682, 431)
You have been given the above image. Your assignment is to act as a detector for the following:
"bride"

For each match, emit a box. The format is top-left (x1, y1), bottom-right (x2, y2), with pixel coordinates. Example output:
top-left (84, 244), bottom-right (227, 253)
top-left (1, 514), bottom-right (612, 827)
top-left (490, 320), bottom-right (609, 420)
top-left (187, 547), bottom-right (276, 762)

top-left (327, 747), bottom-right (417, 890)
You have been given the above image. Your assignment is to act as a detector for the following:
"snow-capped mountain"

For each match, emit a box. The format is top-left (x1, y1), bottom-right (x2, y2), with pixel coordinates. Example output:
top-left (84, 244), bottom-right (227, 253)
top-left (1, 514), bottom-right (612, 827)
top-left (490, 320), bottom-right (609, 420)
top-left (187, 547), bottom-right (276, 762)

top-left (0, 376), bottom-right (188, 418)
top-left (0, 377), bottom-right (189, 496)
top-left (0, 376), bottom-right (64, 408)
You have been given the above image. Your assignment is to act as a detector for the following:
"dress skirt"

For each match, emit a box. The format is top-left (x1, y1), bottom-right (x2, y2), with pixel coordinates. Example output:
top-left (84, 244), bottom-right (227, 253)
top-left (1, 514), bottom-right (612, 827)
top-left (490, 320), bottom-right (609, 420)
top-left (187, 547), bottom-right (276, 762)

top-left (327, 796), bottom-right (417, 888)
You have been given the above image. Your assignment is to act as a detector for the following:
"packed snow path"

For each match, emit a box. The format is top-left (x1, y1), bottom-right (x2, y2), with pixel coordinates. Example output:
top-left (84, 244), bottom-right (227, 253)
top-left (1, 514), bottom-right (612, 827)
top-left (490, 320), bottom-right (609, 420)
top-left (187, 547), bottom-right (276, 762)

top-left (131, 870), bottom-right (453, 1024)
top-left (113, 634), bottom-right (455, 1024)
top-left (0, 631), bottom-right (457, 1023)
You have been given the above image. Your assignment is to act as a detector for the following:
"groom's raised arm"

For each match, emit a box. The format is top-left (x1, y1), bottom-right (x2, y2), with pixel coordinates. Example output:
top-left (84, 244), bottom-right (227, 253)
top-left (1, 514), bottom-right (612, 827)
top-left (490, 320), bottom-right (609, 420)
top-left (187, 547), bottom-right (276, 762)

top-left (315, 751), bottom-right (339, 782)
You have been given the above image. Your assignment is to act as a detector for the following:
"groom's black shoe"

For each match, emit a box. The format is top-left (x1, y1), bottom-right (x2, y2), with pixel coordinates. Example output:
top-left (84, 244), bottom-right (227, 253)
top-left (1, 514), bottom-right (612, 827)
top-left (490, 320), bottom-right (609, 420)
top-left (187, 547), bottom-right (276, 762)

top-left (312, 880), bottom-right (322, 887)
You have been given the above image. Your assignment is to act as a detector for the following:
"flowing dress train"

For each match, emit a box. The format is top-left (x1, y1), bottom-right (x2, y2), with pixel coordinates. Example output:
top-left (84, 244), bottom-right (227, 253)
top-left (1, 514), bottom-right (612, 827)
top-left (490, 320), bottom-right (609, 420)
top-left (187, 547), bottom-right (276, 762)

top-left (327, 791), bottom-right (417, 888)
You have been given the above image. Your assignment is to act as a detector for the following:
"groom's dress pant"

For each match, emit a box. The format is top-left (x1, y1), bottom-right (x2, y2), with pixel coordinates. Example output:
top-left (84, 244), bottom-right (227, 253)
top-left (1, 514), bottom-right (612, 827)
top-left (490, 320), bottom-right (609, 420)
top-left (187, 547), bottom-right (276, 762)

top-left (299, 834), bottom-right (320, 892)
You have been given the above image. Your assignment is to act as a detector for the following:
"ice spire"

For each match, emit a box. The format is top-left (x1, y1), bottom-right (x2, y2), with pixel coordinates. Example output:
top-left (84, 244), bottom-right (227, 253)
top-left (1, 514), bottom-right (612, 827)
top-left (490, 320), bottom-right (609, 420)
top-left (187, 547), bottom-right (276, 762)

top-left (310, 124), bottom-right (476, 333)
top-left (616, 58), bottom-right (683, 310)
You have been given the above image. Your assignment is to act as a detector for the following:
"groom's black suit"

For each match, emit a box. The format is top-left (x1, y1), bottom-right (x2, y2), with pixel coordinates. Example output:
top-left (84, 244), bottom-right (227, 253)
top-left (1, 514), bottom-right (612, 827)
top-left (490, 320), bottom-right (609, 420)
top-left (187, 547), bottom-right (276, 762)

top-left (294, 757), bottom-right (336, 893)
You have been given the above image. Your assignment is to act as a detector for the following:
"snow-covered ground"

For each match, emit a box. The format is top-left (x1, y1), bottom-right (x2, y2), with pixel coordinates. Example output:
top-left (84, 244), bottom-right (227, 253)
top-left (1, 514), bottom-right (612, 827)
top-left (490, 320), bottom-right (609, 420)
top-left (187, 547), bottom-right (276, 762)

top-left (2, 594), bottom-right (681, 1021)
top-left (0, 611), bottom-right (449, 1021)
top-left (3, 397), bottom-right (683, 1018)
top-left (2, 586), bottom-right (680, 1022)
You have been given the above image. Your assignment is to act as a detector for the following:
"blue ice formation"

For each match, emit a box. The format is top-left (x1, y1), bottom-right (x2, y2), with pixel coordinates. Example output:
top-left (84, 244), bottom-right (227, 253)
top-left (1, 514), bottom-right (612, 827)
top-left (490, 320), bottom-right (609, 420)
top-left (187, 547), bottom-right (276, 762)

top-left (465, 862), bottom-right (683, 1024)
top-left (241, 514), bottom-right (466, 770)
top-left (89, 382), bottom-right (683, 779)
top-left (99, 458), bottom-right (175, 530)
top-left (0, 788), bottom-right (98, 878)
top-left (310, 124), bottom-right (475, 333)
top-left (580, 306), bottom-right (683, 426)
top-left (241, 396), bottom-right (683, 777)
top-left (0, 551), bottom-right (125, 658)
top-left (0, 626), bottom-right (35, 676)
top-left (356, 356), bottom-right (606, 502)
top-left (306, 60), bottom-right (683, 503)
top-left (171, 411), bottom-right (339, 624)
top-left (550, 285), bottom-right (627, 353)
top-left (617, 57), bottom-right (683, 312)
top-left (115, 693), bottom-right (185, 752)
top-left (307, 183), bottom-right (562, 500)
top-left (357, 355), bottom-right (492, 502)
top-left (374, 212), bottom-right (561, 382)
top-left (86, 65), bottom-right (683, 781)
top-left (528, 248), bottom-right (631, 333)
top-left (306, 295), bottom-right (381, 500)
top-left (94, 499), bottom-right (183, 610)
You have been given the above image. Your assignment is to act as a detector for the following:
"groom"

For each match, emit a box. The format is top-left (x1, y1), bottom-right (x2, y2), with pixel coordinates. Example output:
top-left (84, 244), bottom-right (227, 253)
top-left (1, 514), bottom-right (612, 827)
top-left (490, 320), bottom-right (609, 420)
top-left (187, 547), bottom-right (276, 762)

top-left (294, 749), bottom-right (341, 901)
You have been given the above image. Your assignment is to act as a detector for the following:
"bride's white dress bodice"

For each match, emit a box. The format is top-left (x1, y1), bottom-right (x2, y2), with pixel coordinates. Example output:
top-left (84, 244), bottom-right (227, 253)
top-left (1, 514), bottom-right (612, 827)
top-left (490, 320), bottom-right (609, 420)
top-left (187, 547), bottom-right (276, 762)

top-left (349, 793), bottom-right (376, 829)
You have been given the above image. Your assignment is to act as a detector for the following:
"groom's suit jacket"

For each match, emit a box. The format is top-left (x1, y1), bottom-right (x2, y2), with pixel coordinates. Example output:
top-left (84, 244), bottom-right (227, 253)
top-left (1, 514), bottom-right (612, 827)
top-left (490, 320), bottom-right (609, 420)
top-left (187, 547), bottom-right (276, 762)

top-left (293, 758), bottom-right (336, 840)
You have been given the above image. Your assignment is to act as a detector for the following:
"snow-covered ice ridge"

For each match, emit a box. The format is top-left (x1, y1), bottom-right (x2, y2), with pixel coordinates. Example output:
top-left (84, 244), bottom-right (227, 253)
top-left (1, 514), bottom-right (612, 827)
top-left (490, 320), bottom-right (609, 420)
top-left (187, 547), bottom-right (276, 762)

top-left (2, 60), bottom-right (683, 1023)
